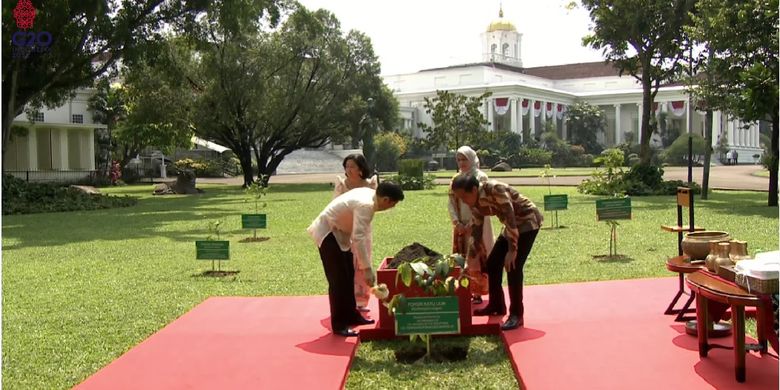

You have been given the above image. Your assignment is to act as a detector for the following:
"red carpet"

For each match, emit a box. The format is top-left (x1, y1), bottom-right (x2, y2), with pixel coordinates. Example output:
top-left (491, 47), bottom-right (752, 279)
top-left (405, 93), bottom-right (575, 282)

top-left (75, 278), bottom-right (778, 389)
top-left (504, 277), bottom-right (778, 389)
top-left (74, 296), bottom-right (360, 390)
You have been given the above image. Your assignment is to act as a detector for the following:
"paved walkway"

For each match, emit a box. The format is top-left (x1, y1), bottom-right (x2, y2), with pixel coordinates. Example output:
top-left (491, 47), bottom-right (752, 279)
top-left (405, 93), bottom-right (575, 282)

top-left (198, 165), bottom-right (770, 191)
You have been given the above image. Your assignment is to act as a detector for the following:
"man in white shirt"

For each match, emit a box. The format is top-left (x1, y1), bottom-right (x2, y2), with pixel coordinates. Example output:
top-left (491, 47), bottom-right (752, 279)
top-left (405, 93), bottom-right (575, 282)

top-left (307, 182), bottom-right (405, 337)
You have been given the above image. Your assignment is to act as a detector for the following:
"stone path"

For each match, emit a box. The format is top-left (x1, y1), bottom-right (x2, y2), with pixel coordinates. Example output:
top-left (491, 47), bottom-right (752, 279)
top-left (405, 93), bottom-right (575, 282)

top-left (199, 164), bottom-right (770, 192)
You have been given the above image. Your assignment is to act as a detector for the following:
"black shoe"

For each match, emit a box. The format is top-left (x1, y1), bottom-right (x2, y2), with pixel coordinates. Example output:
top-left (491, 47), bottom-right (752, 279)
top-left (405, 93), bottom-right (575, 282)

top-left (474, 306), bottom-right (506, 316)
top-left (472, 296), bottom-right (483, 304)
top-left (334, 328), bottom-right (359, 337)
top-left (351, 316), bottom-right (375, 326)
top-left (501, 315), bottom-right (523, 330)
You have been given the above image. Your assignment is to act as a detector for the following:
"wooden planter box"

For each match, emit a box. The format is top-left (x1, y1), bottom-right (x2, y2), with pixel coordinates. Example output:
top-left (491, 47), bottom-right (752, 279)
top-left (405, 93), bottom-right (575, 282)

top-left (360, 257), bottom-right (499, 340)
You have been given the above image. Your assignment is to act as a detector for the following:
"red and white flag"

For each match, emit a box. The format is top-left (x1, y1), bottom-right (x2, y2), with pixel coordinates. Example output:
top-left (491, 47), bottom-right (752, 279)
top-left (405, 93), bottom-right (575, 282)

top-left (521, 99), bottom-right (529, 116)
top-left (495, 97), bottom-right (509, 116)
top-left (546, 102), bottom-right (554, 119)
top-left (533, 101), bottom-right (542, 118)
top-left (669, 101), bottom-right (686, 117)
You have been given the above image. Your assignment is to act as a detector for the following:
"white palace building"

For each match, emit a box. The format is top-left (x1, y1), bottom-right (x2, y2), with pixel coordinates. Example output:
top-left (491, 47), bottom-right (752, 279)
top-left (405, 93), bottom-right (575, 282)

top-left (383, 8), bottom-right (763, 161)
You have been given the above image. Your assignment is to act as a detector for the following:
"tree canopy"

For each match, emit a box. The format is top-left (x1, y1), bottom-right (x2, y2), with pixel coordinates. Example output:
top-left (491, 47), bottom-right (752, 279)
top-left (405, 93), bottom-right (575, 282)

top-left (581, 0), bottom-right (696, 165)
top-left (418, 90), bottom-right (492, 152)
top-left (687, 0), bottom-right (779, 205)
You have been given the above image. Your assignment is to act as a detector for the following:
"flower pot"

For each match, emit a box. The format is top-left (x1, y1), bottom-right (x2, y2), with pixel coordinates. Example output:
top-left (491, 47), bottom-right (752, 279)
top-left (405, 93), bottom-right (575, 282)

top-left (682, 231), bottom-right (730, 260)
top-left (375, 257), bottom-right (470, 332)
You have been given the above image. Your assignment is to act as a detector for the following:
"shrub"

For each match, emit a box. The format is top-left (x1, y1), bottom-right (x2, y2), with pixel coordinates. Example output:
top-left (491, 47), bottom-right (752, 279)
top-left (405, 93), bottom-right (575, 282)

top-left (398, 159), bottom-right (424, 177)
top-left (2, 174), bottom-right (137, 215)
top-left (662, 133), bottom-right (707, 165)
top-left (516, 147), bottom-right (552, 167)
top-left (375, 132), bottom-right (408, 172)
top-left (383, 174), bottom-right (436, 191)
top-left (174, 158), bottom-right (223, 177)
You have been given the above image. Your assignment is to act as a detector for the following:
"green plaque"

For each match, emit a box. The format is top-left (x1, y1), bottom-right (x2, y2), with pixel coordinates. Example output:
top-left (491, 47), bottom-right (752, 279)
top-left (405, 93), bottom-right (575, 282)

top-left (241, 214), bottom-right (267, 229)
top-left (596, 198), bottom-right (632, 221)
top-left (544, 194), bottom-right (568, 211)
top-left (395, 296), bottom-right (460, 336)
top-left (196, 240), bottom-right (230, 260)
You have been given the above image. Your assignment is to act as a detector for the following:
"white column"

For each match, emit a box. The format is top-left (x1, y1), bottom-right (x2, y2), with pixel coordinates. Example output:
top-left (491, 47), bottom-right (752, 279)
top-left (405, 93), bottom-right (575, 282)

top-left (518, 99), bottom-right (524, 140)
top-left (614, 104), bottom-right (622, 145)
top-left (57, 128), bottom-right (69, 170)
top-left (27, 127), bottom-right (38, 170)
top-left (509, 98), bottom-right (518, 134)
top-left (540, 101), bottom-right (547, 131)
top-left (85, 129), bottom-right (95, 170)
top-left (529, 99), bottom-right (536, 137)
top-left (727, 116), bottom-right (735, 146)
top-left (712, 111), bottom-right (721, 147)
top-left (685, 97), bottom-right (691, 134)
top-left (487, 100), bottom-right (494, 132)
top-left (561, 108), bottom-right (568, 140)
top-left (637, 103), bottom-right (643, 143)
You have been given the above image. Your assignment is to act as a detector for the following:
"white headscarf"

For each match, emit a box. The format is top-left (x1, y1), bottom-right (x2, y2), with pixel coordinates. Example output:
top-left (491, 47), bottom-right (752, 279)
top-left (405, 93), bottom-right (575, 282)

top-left (456, 146), bottom-right (480, 174)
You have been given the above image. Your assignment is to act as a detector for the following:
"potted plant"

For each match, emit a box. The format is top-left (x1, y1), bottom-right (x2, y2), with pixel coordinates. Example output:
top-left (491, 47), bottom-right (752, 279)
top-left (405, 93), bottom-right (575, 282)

top-left (373, 254), bottom-right (472, 362)
top-left (540, 164), bottom-right (567, 228)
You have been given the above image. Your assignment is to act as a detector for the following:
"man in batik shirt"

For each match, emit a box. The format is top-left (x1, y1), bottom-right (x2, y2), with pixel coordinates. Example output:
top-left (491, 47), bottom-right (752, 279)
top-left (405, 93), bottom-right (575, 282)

top-left (451, 173), bottom-right (543, 330)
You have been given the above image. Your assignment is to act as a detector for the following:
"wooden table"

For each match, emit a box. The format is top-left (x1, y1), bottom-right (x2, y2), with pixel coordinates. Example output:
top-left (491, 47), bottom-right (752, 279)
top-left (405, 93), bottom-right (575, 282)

top-left (665, 255), bottom-right (703, 321)
top-left (686, 270), bottom-right (777, 383)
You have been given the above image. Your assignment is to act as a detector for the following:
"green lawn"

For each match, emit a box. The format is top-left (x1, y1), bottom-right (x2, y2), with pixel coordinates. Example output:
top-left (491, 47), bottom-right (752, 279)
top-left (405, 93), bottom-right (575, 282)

top-left (753, 169), bottom-right (770, 178)
top-left (428, 167), bottom-right (597, 178)
top-left (2, 183), bottom-right (777, 389)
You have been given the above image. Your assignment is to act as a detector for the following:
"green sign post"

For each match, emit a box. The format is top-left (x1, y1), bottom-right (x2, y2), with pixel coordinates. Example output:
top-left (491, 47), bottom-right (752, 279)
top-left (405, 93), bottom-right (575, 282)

top-left (543, 194), bottom-right (568, 228)
top-left (596, 198), bottom-right (632, 221)
top-left (196, 240), bottom-right (230, 272)
top-left (595, 198), bottom-right (632, 257)
top-left (395, 296), bottom-right (460, 336)
top-left (241, 214), bottom-right (267, 229)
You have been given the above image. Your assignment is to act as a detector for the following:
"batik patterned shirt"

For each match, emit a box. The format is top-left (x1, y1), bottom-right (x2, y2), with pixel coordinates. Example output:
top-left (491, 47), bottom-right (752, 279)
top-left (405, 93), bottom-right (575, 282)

top-left (468, 180), bottom-right (543, 256)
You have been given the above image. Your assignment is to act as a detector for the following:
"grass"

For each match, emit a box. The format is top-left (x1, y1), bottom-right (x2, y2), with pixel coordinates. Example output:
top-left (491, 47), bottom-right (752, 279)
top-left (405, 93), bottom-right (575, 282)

top-left (427, 167), bottom-right (597, 178)
top-left (2, 183), bottom-right (777, 389)
top-left (753, 169), bottom-right (770, 178)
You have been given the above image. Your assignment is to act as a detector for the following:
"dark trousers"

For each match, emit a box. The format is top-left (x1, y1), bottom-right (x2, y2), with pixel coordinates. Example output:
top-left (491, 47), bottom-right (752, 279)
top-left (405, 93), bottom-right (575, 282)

top-left (318, 233), bottom-right (359, 331)
top-left (485, 229), bottom-right (539, 317)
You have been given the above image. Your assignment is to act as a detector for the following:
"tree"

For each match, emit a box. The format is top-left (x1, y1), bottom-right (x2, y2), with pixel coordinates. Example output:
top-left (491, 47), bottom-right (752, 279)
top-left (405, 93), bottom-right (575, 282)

top-left (688, 0), bottom-right (779, 206)
top-left (184, 5), bottom-right (386, 186)
top-left (581, 0), bottom-right (696, 165)
top-left (88, 79), bottom-right (128, 175)
top-left (565, 101), bottom-right (606, 155)
top-left (418, 90), bottom-right (492, 152)
top-left (0, 0), bottom-right (233, 162)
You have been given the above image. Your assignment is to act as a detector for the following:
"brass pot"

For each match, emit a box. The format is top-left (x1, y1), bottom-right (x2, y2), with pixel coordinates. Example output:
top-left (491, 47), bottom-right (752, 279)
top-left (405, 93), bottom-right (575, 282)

top-left (729, 240), bottom-right (750, 263)
top-left (682, 231), bottom-right (731, 260)
top-left (705, 240), bottom-right (730, 272)
top-left (714, 242), bottom-right (734, 273)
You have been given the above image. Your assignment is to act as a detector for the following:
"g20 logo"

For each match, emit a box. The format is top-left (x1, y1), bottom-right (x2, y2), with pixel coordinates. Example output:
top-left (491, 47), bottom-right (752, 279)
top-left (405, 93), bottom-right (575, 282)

top-left (12, 31), bottom-right (52, 48)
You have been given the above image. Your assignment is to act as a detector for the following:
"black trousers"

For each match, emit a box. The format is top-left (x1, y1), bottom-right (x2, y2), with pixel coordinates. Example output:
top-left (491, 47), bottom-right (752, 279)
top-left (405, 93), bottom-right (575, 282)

top-left (318, 233), bottom-right (359, 331)
top-left (485, 229), bottom-right (539, 317)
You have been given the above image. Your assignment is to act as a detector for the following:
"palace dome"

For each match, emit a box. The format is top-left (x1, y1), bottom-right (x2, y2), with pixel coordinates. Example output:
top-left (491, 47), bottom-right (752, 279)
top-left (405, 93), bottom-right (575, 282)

top-left (486, 8), bottom-right (516, 32)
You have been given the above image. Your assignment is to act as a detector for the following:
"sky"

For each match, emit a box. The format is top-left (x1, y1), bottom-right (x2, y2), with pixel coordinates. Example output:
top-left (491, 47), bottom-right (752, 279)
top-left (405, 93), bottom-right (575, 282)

top-left (296, 0), bottom-right (606, 76)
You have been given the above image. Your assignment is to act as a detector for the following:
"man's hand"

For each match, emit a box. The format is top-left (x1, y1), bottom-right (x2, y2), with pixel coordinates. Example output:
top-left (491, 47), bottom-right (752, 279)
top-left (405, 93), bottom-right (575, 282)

top-left (504, 250), bottom-right (518, 272)
top-left (364, 270), bottom-right (376, 286)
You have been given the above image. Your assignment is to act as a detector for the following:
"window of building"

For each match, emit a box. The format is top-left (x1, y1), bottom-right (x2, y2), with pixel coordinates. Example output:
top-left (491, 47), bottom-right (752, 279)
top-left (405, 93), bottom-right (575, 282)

top-left (33, 112), bottom-right (44, 122)
top-left (71, 114), bottom-right (84, 124)
top-left (502, 43), bottom-right (509, 58)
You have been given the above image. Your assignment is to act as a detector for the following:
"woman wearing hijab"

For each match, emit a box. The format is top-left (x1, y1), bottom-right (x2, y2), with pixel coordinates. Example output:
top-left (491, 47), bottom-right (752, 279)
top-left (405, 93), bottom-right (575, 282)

top-left (448, 146), bottom-right (493, 303)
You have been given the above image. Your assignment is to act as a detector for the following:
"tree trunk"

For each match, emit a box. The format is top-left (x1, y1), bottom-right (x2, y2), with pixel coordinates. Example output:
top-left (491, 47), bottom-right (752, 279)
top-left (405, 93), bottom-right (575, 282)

top-left (639, 70), bottom-right (653, 165)
top-left (351, 122), bottom-right (361, 149)
top-left (701, 110), bottom-right (713, 200)
top-left (2, 62), bottom-right (22, 164)
top-left (238, 151), bottom-right (254, 188)
top-left (768, 112), bottom-right (778, 207)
